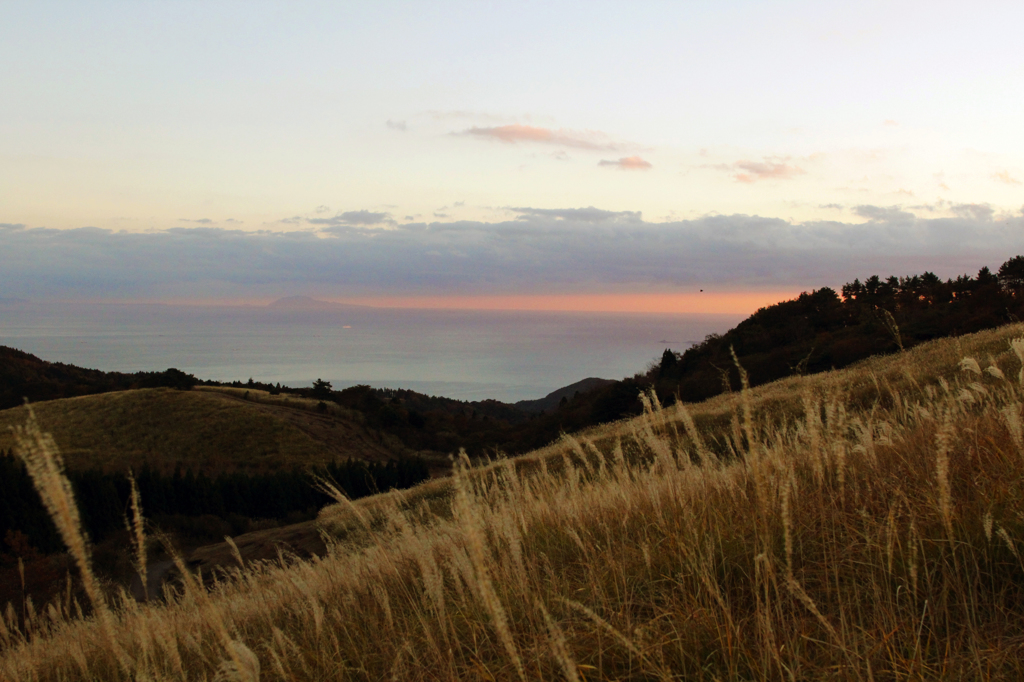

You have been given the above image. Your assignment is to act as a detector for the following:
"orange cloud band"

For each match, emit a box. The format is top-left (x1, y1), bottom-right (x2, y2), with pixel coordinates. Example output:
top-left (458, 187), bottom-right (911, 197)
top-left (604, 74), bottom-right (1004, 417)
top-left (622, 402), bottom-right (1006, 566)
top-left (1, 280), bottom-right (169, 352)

top-left (336, 291), bottom-right (801, 315)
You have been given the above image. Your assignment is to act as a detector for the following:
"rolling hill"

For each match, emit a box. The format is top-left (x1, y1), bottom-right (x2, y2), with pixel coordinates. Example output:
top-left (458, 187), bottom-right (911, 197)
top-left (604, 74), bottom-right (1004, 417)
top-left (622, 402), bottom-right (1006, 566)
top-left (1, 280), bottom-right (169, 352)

top-left (0, 386), bottom-right (404, 476)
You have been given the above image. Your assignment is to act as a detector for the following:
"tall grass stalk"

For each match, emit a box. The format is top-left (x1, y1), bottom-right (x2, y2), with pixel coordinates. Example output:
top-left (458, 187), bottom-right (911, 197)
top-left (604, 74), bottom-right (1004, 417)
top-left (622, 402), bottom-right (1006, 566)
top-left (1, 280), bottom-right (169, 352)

top-left (124, 470), bottom-right (147, 598)
top-left (9, 407), bottom-right (107, 616)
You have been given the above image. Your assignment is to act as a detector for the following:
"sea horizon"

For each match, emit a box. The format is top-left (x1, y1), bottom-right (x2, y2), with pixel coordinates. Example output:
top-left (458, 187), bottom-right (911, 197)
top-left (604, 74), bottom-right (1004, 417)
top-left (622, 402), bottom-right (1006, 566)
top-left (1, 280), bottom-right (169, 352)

top-left (0, 299), bottom-right (744, 403)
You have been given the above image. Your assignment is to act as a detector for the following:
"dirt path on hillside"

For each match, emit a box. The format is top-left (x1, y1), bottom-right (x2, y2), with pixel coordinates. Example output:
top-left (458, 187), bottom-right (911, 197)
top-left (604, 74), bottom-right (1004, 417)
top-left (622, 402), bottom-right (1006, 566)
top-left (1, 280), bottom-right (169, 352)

top-left (128, 520), bottom-right (329, 600)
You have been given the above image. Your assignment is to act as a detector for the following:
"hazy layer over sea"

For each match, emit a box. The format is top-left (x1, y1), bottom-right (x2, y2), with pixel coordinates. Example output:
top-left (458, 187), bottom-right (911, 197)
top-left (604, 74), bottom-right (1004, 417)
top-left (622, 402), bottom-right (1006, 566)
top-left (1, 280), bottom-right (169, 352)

top-left (0, 300), bottom-right (743, 402)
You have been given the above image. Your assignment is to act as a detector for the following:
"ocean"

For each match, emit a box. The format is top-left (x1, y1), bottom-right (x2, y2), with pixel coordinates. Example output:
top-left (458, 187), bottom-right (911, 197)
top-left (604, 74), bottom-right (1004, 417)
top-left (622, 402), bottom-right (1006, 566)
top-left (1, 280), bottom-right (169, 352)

top-left (0, 301), bottom-right (743, 402)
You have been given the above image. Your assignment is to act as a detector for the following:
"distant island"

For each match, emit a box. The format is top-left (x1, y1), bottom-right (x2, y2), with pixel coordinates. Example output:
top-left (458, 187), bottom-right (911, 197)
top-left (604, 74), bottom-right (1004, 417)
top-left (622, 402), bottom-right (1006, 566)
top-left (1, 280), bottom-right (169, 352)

top-left (266, 295), bottom-right (368, 310)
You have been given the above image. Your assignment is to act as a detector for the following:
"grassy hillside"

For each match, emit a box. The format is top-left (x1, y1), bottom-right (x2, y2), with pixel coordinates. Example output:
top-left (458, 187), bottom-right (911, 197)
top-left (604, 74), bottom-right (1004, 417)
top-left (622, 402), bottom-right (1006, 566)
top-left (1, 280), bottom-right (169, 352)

top-left (0, 385), bottom-right (433, 613)
top-left (4, 322), bottom-right (1024, 680)
top-left (0, 386), bottom-right (405, 475)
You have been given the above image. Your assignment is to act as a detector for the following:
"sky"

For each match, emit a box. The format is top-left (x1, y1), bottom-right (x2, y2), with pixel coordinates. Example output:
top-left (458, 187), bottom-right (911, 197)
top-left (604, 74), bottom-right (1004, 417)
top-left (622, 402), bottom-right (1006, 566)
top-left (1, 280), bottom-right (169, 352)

top-left (2, 1), bottom-right (1023, 313)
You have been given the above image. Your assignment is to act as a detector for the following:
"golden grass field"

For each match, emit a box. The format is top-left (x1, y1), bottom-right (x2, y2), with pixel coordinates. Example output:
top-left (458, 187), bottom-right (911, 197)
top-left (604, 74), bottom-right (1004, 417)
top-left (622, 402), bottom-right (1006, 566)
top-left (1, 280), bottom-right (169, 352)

top-left (3, 322), bottom-right (1024, 680)
top-left (0, 386), bottom-right (401, 475)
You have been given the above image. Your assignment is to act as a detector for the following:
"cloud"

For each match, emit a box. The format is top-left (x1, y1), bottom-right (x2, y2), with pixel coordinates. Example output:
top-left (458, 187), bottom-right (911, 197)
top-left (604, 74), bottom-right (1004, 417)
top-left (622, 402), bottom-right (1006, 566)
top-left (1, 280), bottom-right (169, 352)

top-left (993, 171), bottom-right (1022, 185)
top-left (386, 119), bottom-right (408, 132)
top-left (950, 203), bottom-right (994, 222)
top-left (731, 159), bottom-right (805, 183)
top-left (509, 206), bottom-right (642, 223)
top-left (458, 124), bottom-right (626, 151)
top-left (598, 156), bottom-right (652, 170)
top-left (178, 218), bottom-right (214, 225)
top-left (853, 205), bottom-right (917, 222)
top-left (307, 210), bottom-right (396, 227)
top-left (819, 204), bottom-right (844, 210)
top-left (0, 223), bottom-right (26, 231)
top-left (2, 209), bottom-right (1022, 300)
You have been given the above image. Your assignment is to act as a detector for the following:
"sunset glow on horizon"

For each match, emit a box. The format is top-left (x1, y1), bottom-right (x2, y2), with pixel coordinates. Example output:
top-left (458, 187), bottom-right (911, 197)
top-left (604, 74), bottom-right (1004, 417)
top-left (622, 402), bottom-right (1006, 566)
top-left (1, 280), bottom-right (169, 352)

top-left (98, 290), bottom-right (801, 316)
top-left (333, 291), bottom-right (803, 315)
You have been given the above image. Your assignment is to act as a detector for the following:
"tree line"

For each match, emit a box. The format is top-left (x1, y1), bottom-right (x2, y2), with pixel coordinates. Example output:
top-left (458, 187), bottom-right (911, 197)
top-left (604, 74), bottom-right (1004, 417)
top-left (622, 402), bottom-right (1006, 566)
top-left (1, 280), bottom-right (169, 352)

top-left (0, 453), bottom-right (429, 560)
top-left (652, 255), bottom-right (1024, 403)
top-left (0, 348), bottom-right (197, 411)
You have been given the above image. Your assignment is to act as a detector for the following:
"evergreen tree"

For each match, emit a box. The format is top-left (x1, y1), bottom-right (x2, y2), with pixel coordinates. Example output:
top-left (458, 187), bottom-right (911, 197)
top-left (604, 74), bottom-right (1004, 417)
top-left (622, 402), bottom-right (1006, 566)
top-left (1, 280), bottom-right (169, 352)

top-left (311, 378), bottom-right (333, 399)
top-left (998, 255), bottom-right (1024, 295)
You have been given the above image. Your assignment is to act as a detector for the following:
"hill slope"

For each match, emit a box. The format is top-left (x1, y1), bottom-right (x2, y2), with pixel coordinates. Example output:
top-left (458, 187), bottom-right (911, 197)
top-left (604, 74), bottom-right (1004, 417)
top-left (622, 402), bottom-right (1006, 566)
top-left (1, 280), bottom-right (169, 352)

top-left (6, 322), bottom-right (1024, 680)
top-left (512, 377), bottom-right (615, 413)
top-left (0, 387), bottom-right (401, 475)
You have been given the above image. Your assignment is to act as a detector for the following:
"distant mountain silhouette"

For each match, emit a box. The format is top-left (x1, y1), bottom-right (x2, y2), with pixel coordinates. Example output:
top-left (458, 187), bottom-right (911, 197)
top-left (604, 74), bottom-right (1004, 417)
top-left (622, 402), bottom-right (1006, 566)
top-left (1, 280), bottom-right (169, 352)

top-left (514, 377), bottom-right (616, 413)
top-left (267, 296), bottom-right (366, 310)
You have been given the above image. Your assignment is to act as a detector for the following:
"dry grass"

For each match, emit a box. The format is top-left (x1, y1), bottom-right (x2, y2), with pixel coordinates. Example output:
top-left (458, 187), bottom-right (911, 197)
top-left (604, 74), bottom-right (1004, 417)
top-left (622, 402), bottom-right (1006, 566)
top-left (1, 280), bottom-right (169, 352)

top-left (3, 323), bottom-right (1024, 680)
top-left (0, 387), bottom-right (388, 474)
top-left (195, 386), bottom-right (361, 419)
